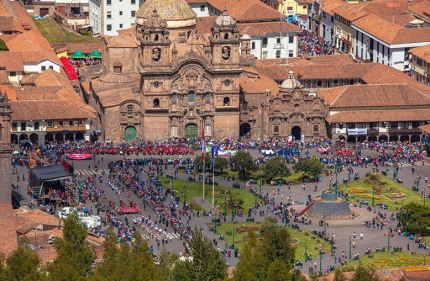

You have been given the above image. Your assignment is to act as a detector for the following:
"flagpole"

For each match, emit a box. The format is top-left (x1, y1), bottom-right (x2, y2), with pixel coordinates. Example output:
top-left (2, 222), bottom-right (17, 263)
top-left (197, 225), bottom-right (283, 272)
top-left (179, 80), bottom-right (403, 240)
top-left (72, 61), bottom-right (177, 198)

top-left (212, 156), bottom-right (215, 208)
top-left (202, 124), bottom-right (205, 200)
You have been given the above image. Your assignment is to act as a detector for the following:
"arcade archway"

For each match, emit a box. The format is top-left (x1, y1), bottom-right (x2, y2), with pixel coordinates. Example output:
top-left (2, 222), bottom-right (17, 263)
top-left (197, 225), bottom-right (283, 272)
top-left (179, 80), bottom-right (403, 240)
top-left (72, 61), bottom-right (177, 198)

top-left (30, 133), bottom-right (38, 144)
top-left (291, 126), bottom-right (301, 141)
top-left (11, 134), bottom-right (18, 145)
top-left (240, 123), bottom-right (251, 137)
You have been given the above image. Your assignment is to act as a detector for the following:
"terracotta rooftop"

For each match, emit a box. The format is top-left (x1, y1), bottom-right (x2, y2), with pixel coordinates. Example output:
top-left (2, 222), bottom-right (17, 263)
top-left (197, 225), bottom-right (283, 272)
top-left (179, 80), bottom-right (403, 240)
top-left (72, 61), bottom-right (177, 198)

top-left (320, 0), bottom-right (346, 16)
top-left (208, 0), bottom-right (283, 22)
top-left (185, 0), bottom-right (208, 3)
top-left (14, 208), bottom-right (63, 227)
top-left (196, 16), bottom-right (216, 34)
top-left (0, 84), bottom-right (17, 101)
top-left (11, 100), bottom-right (95, 120)
top-left (0, 1), bottom-right (34, 33)
top-left (409, 44), bottom-right (430, 63)
top-left (327, 108), bottom-right (430, 123)
top-left (237, 21), bottom-right (301, 35)
top-left (104, 34), bottom-right (138, 48)
top-left (0, 51), bottom-right (24, 71)
top-left (0, 203), bottom-right (18, 257)
top-left (318, 84), bottom-right (430, 107)
top-left (52, 42), bottom-right (102, 55)
top-left (353, 13), bottom-right (430, 45)
top-left (0, 70), bottom-right (8, 84)
top-left (332, 2), bottom-right (369, 22)
top-left (240, 67), bottom-right (279, 95)
top-left (408, 0), bottom-right (430, 23)
top-left (419, 123), bottom-right (430, 134)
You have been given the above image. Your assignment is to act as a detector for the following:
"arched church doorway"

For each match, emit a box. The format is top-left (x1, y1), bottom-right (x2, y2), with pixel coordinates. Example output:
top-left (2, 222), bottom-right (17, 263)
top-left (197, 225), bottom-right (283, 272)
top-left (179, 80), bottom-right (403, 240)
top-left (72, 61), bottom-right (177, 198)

top-left (11, 134), bottom-right (18, 145)
top-left (240, 123), bottom-right (251, 137)
top-left (291, 126), bottom-right (301, 141)
top-left (185, 123), bottom-right (198, 139)
top-left (124, 126), bottom-right (137, 141)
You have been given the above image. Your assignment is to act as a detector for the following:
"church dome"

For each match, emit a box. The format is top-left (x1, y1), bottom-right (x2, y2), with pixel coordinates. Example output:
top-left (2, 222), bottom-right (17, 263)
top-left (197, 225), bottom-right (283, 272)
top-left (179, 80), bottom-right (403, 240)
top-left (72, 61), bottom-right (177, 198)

top-left (215, 10), bottom-right (236, 27)
top-left (280, 70), bottom-right (302, 89)
top-left (135, 0), bottom-right (196, 28)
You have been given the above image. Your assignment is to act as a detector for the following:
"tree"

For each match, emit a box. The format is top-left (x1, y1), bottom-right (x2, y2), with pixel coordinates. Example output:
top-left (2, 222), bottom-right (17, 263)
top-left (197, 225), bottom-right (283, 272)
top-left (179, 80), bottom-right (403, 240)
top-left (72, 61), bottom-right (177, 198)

top-left (400, 203), bottom-right (430, 236)
top-left (1, 240), bottom-right (41, 281)
top-left (0, 39), bottom-right (8, 51)
top-left (173, 228), bottom-right (227, 281)
top-left (294, 156), bottom-right (324, 181)
top-left (93, 228), bottom-right (157, 281)
top-left (351, 264), bottom-right (380, 281)
top-left (261, 156), bottom-right (290, 182)
top-left (45, 211), bottom-right (96, 281)
top-left (234, 232), bottom-right (265, 281)
top-left (266, 259), bottom-right (291, 281)
top-left (235, 220), bottom-right (297, 281)
top-left (214, 157), bottom-right (229, 172)
top-left (194, 153), bottom-right (212, 171)
top-left (230, 150), bottom-right (257, 179)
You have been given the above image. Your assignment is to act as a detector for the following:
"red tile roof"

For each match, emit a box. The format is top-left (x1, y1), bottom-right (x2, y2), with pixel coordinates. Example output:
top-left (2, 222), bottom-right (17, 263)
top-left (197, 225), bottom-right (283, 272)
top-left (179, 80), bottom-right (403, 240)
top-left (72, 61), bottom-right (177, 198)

top-left (408, 1), bottom-right (430, 23)
top-left (318, 84), bottom-right (430, 107)
top-left (409, 44), bottom-right (430, 63)
top-left (208, 0), bottom-right (283, 22)
top-left (0, 51), bottom-right (24, 71)
top-left (0, 203), bottom-right (18, 257)
top-left (240, 67), bottom-right (279, 95)
top-left (238, 21), bottom-right (301, 35)
top-left (353, 13), bottom-right (430, 45)
top-left (327, 108), bottom-right (430, 123)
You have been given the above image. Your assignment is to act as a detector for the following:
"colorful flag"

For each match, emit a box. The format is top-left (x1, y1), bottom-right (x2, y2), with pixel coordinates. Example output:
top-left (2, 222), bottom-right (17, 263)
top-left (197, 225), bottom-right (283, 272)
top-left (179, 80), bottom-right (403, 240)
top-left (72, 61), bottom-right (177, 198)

top-left (201, 129), bottom-right (205, 161)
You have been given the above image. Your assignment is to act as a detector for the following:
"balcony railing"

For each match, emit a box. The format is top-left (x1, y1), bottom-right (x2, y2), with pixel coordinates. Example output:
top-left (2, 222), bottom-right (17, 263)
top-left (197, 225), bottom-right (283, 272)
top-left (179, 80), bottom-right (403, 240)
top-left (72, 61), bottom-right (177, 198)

top-left (388, 128), bottom-right (421, 134)
top-left (46, 125), bottom-right (86, 132)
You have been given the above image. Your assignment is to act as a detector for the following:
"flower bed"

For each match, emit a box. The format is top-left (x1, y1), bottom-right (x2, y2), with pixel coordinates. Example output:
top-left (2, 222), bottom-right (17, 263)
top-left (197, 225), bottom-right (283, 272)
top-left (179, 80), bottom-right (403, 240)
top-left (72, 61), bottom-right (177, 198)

top-left (350, 188), bottom-right (368, 194)
top-left (386, 193), bottom-right (406, 199)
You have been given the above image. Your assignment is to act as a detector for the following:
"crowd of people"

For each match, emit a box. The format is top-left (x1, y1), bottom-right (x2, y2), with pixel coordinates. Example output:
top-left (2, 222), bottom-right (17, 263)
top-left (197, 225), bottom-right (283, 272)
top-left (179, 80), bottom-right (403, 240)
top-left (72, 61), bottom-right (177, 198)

top-left (298, 30), bottom-right (335, 56)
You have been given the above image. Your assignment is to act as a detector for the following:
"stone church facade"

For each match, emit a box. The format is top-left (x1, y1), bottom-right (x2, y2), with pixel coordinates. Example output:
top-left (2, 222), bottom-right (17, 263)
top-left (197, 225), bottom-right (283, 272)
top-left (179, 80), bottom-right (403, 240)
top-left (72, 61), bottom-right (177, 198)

top-left (88, 0), bottom-right (327, 142)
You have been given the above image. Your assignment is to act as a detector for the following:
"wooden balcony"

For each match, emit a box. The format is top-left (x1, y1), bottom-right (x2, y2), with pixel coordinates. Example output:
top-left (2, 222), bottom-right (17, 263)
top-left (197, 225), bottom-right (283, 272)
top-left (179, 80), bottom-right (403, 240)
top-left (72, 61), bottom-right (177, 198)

top-left (46, 125), bottom-right (86, 132)
top-left (388, 128), bottom-right (422, 134)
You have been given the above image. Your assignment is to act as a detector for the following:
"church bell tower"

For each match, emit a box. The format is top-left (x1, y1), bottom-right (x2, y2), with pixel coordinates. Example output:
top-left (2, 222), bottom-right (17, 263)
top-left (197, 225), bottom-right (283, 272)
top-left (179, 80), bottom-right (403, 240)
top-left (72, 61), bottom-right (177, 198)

top-left (0, 90), bottom-right (13, 205)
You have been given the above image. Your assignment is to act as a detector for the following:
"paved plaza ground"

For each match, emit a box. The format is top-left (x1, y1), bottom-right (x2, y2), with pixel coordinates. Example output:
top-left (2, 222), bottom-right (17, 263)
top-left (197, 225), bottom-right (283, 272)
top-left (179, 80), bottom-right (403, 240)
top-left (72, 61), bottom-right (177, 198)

top-left (13, 147), bottom-right (430, 272)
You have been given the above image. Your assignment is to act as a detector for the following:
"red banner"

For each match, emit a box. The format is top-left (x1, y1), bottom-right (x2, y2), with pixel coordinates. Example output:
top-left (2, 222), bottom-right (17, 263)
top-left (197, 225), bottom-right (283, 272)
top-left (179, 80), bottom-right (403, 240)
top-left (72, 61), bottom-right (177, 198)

top-left (67, 154), bottom-right (92, 160)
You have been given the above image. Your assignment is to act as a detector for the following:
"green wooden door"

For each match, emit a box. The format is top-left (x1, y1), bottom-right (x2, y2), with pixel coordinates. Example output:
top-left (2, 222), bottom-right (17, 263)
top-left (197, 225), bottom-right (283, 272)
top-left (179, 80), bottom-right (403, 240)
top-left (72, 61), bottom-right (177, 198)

top-left (185, 124), bottom-right (198, 139)
top-left (124, 126), bottom-right (136, 141)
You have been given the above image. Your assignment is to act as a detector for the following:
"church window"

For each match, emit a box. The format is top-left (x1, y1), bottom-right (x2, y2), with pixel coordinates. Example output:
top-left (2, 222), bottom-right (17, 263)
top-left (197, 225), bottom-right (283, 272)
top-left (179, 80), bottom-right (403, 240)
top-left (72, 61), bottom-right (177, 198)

top-left (223, 97), bottom-right (230, 106)
top-left (289, 36), bottom-right (294, 44)
top-left (251, 42), bottom-right (255, 50)
top-left (242, 102), bottom-right (248, 111)
top-left (224, 33), bottom-right (229, 39)
top-left (127, 105), bottom-right (134, 115)
top-left (188, 91), bottom-right (195, 103)
top-left (314, 125), bottom-right (319, 132)
top-left (154, 34), bottom-right (159, 41)
top-left (205, 92), bottom-right (211, 100)
top-left (276, 50), bottom-right (281, 58)
top-left (274, 126), bottom-right (279, 133)
top-left (153, 99), bottom-right (160, 107)
top-left (113, 66), bottom-right (122, 73)
top-left (153, 81), bottom-right (160, 88)
top-left (223, 80), bottom-right (231, 86)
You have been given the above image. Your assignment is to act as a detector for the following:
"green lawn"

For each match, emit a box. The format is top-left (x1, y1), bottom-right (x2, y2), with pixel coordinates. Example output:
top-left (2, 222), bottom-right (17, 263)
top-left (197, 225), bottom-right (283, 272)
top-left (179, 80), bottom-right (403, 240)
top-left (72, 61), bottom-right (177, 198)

top-left (34, 19), bottom-right (100, 44)
top-left (159, 177), bottom-right (257, 211)
top-left (345, 252), bottom-right (430, 270)
top-left (212, 222), bottom-right (331, 260)
top-left (338, 175), bottom-right (424, 211)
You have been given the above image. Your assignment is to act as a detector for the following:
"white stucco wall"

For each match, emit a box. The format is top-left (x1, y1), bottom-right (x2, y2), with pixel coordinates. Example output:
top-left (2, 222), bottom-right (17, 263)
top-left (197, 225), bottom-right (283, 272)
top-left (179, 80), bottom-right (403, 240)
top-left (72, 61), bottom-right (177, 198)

top-left (24, 60), bottom-right (61, 73)
top-left (189, 3), bottom-right (210, 17)
top-left (249, 34), bottom-right (298, 59)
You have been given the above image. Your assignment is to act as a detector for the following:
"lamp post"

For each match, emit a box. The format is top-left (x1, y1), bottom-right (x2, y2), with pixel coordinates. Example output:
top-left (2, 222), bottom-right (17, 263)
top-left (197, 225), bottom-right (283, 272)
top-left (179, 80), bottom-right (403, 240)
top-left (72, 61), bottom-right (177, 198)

top-left (231, 201), bottom-right (235, 222)
top-left (183, 184), bottom-right (187, 207)
top-left (232, 228), bottom-right (235, 250)
top-left (319, 251), bottom-right (322, 273)
top-left (304, 237), bottom-right (308, 262)
top-left (335, 157), bottom-right (338, 194)
top-left (372, 186), bottom-right (375, 207)
top-left (224, 191), bottom-right (227, 216)
top-left (349, 236), bottom-right (352, 261)
top-left (214, 210), bottom-right (217, 234)
top-left (387, 224), bottom-right (390, 251)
